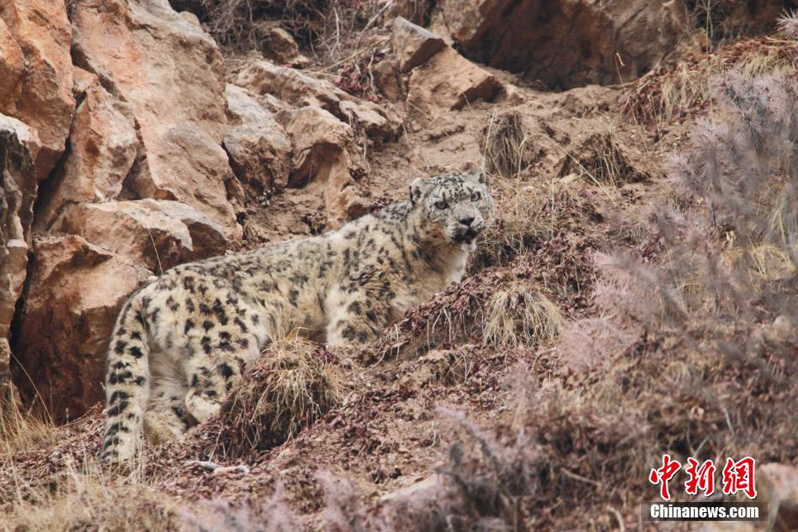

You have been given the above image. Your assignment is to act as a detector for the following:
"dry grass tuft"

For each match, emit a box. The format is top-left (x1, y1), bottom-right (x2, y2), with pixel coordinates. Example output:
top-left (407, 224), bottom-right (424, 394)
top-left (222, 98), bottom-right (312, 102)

top-left (217, 338), bottom-right (346, 457)
top-left (482, 111), bottom-right (528, 178)
top-left (5, 471), bottom-right (180, 531)
top-left (376, 263), bottom-right (563, 360)
top-left (0, 401), bottom-right (57, 455)
top-left (471, 172), bottom-right (604, 272)
top-left (720, 243), bottom-right (796, 284)
top-left (482, 283), bottom-right (563, 348)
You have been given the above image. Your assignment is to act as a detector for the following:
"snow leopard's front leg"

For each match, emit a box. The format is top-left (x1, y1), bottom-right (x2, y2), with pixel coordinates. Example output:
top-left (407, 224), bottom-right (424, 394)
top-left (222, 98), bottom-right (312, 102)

top-left (325, 283), bottom-right (392, 347)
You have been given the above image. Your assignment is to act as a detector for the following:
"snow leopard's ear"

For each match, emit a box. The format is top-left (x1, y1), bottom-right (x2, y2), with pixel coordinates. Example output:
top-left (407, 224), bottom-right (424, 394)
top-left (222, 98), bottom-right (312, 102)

top-left (465, 166), bottom-right (488, 185)
top-left (409, 178), bottom-right (428, 205)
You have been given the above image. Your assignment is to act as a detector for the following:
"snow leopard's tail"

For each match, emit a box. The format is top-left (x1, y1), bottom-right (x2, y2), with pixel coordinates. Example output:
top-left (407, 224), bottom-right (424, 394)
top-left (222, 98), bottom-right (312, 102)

top-left (100, 289), bottom-right (151, 464)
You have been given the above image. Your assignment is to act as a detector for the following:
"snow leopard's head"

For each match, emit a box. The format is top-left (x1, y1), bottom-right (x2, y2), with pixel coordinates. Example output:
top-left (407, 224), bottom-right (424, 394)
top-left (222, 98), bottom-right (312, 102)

top-left (409, 167), bottom-right (494, 247)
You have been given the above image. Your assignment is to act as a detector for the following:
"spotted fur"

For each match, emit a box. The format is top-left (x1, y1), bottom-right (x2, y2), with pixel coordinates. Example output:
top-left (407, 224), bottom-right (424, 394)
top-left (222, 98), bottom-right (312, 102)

top-left (101, 168), bottom-right (494, 463)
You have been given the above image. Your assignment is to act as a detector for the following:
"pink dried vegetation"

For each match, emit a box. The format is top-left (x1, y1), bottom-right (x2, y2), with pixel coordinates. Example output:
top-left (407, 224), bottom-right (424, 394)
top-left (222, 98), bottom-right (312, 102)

top-left (556, 317), bottom-right (635, 374)
top-left (182, 483), bottom-right (299, 532)
top-left (777, 10), bottom-right (798, 40)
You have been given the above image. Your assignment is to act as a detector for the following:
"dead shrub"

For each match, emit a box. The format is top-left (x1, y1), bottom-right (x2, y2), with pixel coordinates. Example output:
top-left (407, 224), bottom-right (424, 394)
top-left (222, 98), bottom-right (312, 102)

top-left (556, 317), bottom-right (636, 374)
top-left (217, 338), bottom-right (346, 457)
top-left (557, 131), bottom-right (645, 187)
top-left (317, 472), bottom-right (373, 532)
top-left (431, 407), bottom-right (542, 530)
top-left (333, 48), bottom-right (386, 101)
top-left (314, 407), bottom-right (543, 532)
top-left (199, 0), bottom-right (388, 64)
top-left (198, 0), bottom-right (320, 50)
top-left (688, 0), bottom-right (788, 43)
top-left (390, 0), bottom-right (434, 26)
top-left (623, 39), bottom-right (798, 125)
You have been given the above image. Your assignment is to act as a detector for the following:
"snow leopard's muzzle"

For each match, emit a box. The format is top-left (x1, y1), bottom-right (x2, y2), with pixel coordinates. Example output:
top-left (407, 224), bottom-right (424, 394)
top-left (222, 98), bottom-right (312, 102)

top-left (450, 212), bottom-right (487, 245)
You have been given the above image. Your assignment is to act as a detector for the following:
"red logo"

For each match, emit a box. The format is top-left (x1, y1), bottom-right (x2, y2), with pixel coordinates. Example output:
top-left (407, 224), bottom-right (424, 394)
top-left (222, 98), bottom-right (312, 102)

top-left (650, 455), bottom-right (757, 500)
top-left (722, 457), bottom-right (757, 499)
top-left (649, 454), bottom-right (682, 501)
top-left (685, 458), bottom-right (716, 496)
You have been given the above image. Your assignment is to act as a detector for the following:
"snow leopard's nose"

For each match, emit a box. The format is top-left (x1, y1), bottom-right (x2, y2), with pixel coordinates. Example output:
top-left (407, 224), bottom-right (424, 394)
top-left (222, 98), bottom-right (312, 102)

top-left (459, 216), bottom-right (475, 227)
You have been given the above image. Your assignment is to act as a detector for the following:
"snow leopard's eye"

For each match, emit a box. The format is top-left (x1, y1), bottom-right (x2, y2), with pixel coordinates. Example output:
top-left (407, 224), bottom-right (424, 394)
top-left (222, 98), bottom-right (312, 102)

top-left (471, 191), bottom-right (481, 202)
top-left (435, 199), bottom-right (448, 210)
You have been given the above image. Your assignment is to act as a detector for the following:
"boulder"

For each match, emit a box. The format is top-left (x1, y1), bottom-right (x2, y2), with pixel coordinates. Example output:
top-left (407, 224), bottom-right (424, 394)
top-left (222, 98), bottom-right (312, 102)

top-left (255, 24), bottom-right (309, 67)
top-left (223, 85), bottom-right (292, 197)
top-left (432, 0), bottom-right (686, 89)
top-left (13, 235), bottom-right (150, 419)
top-left (236, 60), bottom-right (401, 144)
top-left (392, 16), bottom-right (446, 72)
top-left (50, 199), bottom-right (227, 272)
top-left (71, 0), bottom-right (239, 236)
top-left (407, 47), bottom-right (502, 118)
top-left (35, 81), bottom-right (139, 228)
top-left (0, 20), bottom-right (24, 118)
top-left (0, 0), bottom-right (75, 180)
top-left (0, 115), bottom-right (38, 403)
top-left (371, 58), bottom-right (402, 102)
top-left (131, 124), bottom-right (240, 239)
top-left (281, 106), bottom-right (369, 226)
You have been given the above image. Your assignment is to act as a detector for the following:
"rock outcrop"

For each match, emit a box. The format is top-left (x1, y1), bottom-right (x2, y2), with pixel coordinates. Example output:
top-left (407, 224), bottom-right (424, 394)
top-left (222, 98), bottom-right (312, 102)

top-left (3, 0), bottom-right (248, 416)
top-left (232, 59), bottom-right (405, 225)
top-left (50, 199), bottom-right (227, 272)
top-left (254, 23), bottom-right (309, 67)
top-left (0, 0), bottom-right (75, 181)
top-left (223, 84), bottom-right (292, 200)
top-left (388, 18), bottom-right (503, 121)
top-left (0, 116), bottom-right (38, 403)
top-left (236, 60), bottom-right (401, 144)
top-left (0, 0), bottom-right (512, 418)
top-left (407, 47), bottom-right (502, 117)
top-left (71, 0), bottom-right (239, 236)
top-left (281, 106), bottom-right (369, 225)
top-left (393, 16), bottom-right (446, 72)
top-left (35, 79), bottom-right (139, 228)
top-left (14, 236), bottom-right (151, 418)
top-left (431, 0), bottom-right (687, 89)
